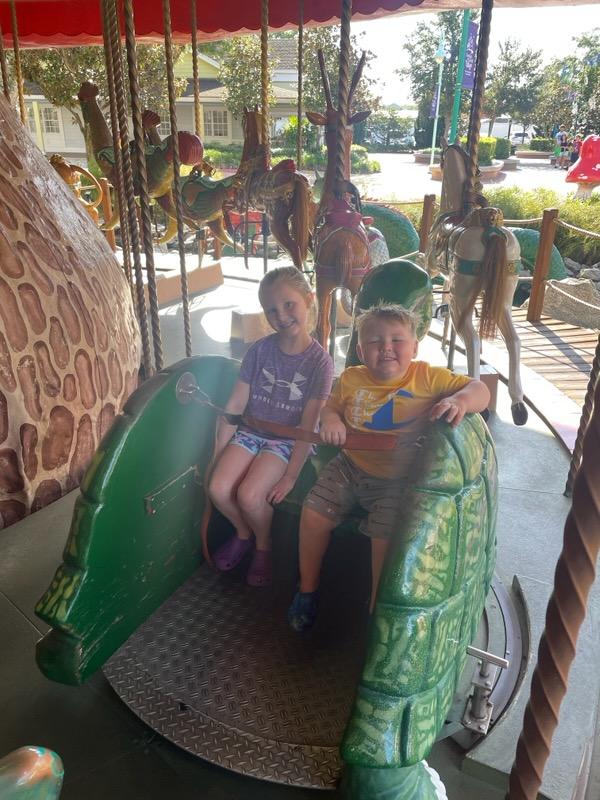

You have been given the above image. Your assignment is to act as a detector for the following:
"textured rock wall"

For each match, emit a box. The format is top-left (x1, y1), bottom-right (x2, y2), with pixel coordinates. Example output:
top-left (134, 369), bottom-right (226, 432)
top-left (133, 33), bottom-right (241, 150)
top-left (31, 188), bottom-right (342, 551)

top-left (0, 95), bottom-right (140, 529)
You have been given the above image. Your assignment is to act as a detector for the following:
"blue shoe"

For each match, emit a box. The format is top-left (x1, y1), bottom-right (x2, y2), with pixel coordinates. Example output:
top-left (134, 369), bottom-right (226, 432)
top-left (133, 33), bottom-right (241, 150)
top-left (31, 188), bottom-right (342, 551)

top-left (288, 590), bottom-right (318, 632)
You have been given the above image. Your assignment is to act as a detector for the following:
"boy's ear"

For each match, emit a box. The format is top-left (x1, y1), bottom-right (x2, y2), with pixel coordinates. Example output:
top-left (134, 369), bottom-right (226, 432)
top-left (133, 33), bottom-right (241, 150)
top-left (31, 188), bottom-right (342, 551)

top-left (356, 341), bottom-right (365, 363)
top-left (413, 339), bottom-right (419, 358)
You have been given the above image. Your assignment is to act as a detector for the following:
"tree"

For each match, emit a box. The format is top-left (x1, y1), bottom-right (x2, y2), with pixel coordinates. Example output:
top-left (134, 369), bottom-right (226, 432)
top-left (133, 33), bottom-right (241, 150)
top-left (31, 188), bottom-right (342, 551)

top-left (217, 35), bottom-right (275, 119)
top-left (534, 57), bottom-right (578, 136)
top-left (400, 11), bottom-right (471, 149)
top-left (571, 30), bottom-right (600, 133)
top-left (20, 44), bottom-right (187, 164)
top-left (362, 108), bottom-right (414, 149)
top-left (483, 39), bottom-right (543, 136)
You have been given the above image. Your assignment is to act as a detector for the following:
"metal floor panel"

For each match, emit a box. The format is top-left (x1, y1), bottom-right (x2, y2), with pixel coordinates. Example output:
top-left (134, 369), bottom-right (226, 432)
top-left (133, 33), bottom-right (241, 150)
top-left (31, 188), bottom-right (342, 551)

top-left (105, 530), bottom-right (372, 789)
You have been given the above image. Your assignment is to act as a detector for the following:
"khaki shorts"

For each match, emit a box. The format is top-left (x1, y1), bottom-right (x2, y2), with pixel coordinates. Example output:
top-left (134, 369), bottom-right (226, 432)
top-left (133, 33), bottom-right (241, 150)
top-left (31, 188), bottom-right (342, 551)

top-left (304, 452), bottom-right (407, 541)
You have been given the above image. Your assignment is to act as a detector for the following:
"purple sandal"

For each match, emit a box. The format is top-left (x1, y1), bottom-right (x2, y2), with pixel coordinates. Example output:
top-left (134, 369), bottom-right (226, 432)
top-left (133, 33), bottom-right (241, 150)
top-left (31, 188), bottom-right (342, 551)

top-left (213, 534), bottom-right (254, 572)
top-left (246, 549), bottom-right (272, 587)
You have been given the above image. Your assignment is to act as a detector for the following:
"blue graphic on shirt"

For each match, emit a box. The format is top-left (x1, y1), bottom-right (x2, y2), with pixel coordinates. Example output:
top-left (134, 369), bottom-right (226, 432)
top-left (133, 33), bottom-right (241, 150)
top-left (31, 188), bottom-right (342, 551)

top-left (363, 388), bottom-right (418, 430)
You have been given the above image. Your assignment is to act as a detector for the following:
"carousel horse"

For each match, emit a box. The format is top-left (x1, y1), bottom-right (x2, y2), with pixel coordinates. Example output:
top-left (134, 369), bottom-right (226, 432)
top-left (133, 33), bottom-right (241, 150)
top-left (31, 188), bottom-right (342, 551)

top-left (233, 108), bottom-right (311, 270)
top-left (425, 143), bottom-right (528, 426)
top-left (306, 50), bottom-right (372, 348)
top-left (77, 82), bottom-right (235, 247)
top-left (49, 154), bottom-right (104, 225)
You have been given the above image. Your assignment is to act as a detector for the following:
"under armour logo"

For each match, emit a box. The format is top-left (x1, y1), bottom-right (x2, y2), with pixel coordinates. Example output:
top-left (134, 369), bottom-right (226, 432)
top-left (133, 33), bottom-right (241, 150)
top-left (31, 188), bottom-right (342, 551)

top-left (262, 369), bottom-right (306, 400)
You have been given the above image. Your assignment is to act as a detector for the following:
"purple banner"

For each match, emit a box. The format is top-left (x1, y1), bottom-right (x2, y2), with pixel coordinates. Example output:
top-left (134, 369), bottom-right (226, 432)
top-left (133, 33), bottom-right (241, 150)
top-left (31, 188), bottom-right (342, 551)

top-left (462, 21), bottom-right (478, 90)
top-left (429, 85), bottom-right (439, 119)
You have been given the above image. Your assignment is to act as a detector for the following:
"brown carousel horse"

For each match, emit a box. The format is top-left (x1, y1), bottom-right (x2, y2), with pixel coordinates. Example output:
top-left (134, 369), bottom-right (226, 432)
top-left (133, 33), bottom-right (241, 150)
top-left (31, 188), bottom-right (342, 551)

top-left (235, 108), bottom-right (311, 270)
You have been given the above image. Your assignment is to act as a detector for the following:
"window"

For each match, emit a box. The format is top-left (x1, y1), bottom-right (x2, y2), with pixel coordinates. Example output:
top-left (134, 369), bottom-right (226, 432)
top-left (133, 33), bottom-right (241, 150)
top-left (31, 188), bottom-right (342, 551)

top-left (158, 113), bottom-right (171, 137)
top-left (41, 107), bottom-right (60, 134)
top-left (26, 105), bottom-right (37, 136)
top-left (204, 109), bottom-right (228, 138)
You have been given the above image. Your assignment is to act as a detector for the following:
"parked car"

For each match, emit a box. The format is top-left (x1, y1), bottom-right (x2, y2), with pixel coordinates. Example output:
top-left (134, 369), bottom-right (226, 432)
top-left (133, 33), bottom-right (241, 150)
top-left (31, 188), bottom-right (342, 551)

top-left (510, 132), bottom-right (531, 146)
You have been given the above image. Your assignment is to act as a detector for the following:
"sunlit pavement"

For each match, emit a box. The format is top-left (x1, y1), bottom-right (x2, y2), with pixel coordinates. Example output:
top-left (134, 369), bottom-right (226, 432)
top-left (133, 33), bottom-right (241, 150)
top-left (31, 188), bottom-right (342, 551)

top-left (349, 152), bottom-right (576, 202)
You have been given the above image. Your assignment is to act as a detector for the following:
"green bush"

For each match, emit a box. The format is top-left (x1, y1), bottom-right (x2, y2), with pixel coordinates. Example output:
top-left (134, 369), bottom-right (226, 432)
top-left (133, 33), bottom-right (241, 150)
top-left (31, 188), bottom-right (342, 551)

top-left (459, 136), bottom-right (496, 166)
top-left (530, 138), bottom-right (554, 152)
top-left (485, 186), bottom-right (600, 265)
top-left (495, 137), bottom-right (510, 160)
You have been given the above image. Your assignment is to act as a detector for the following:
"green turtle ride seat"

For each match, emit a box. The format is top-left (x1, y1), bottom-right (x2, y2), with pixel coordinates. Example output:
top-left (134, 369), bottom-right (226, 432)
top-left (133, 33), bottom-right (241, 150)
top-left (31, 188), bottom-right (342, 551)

top-left (34, 262), bottom-right (498, 799)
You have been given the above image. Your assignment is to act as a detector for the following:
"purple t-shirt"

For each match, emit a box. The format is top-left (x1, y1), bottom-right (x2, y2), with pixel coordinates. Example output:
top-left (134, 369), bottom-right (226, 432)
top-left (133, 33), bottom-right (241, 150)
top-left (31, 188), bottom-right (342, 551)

top-left (239, 334), bottom-right (334, 435)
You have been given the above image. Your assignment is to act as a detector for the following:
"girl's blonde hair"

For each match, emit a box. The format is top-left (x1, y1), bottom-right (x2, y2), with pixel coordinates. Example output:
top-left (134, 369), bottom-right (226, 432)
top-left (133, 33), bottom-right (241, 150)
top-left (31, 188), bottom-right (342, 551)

top-left (258, 266), bottom-right (312, 306)
top-left (355, 302), bottom-right (417, 339)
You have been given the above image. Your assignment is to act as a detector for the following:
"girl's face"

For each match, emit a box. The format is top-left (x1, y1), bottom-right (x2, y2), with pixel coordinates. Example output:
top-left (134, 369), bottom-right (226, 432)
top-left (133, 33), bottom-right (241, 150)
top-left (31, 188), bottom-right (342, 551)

top-left (261, 280), bottom-right (312, 339)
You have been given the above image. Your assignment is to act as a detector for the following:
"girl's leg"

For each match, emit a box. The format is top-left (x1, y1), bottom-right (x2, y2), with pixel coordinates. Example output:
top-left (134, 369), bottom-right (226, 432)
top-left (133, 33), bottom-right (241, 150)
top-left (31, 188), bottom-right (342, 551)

top-left (298, 505), bottom-right (335, 593)
top-left (370, 537), bottom-right (391, 613)
top-left (208, 444), bottom-right (256, 539)
top-left (236, 452), bottom-right (288, 551)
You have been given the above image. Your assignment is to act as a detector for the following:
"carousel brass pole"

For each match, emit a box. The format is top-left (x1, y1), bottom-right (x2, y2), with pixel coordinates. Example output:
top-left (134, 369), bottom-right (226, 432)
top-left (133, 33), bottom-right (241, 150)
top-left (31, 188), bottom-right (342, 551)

top-left (191, 0), bottom-right (202, 138)
top-left (100, 0), bottom-right (133, 291)
top-left (9, 0), bottom-right (25, 123)
top-left (506, 375), bottom-right (600, 800)
top-left (0, 22), bottom-right (10, 101)
top-left (464, 0), bottom-right (493, 213)
top-left (123, 0), bottom-right (164, 372)
top-left (565, 333), bottom-right (600, 496)
top-left (260, 0), bottom-right (270, 167)
top-left (335, 0), bottom-right (352, 199)
top-left (296, 0), bottom-right (304, 170)
top-left (162, 0), bottom-right (193, 358)
top-left (103, 0), bottom-right (153, 377)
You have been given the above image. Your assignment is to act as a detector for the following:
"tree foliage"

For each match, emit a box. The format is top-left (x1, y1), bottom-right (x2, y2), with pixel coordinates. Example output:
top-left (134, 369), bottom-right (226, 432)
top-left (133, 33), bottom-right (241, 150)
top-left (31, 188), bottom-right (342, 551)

top-left (483, 39), bottom-right (543, 134)
top-left (217, 35), bottom-right (275, 119)
top-left (362, 108), bottom-right (414, 148)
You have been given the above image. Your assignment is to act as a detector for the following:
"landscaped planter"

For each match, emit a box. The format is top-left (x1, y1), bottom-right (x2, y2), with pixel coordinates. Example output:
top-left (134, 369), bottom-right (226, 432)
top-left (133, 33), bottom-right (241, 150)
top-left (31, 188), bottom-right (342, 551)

top-left (515, 150), bottom-right (551, 159)
top-left (503, 157), bottom-right (519, 171)
top-left (414, 151), bottom-right (441, 165)
top-left (429, 159), bottom-right (504, 181)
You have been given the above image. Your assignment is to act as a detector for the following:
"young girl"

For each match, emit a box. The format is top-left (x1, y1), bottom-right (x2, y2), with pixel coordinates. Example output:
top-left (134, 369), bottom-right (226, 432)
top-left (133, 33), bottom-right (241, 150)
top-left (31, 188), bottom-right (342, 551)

top-left (208, 267), bottom-right (334, 587)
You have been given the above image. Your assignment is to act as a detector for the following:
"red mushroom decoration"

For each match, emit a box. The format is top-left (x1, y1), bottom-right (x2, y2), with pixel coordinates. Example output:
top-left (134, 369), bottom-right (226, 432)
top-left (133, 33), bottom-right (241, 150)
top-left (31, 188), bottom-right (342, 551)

top-left (566, 134), bottom-right (600, 199)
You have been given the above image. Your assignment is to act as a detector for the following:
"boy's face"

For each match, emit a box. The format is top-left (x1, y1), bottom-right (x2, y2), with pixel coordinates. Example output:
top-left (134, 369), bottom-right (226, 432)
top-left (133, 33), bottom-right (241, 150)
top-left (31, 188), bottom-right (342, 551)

top-left (356, 319), bottom-right (418, 381)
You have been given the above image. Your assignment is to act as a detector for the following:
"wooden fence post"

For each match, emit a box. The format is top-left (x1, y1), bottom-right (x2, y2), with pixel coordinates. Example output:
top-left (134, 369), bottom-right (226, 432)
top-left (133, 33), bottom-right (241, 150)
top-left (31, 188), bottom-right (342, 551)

top-left (99, 178), bottom-right (116, 251)
top-left (419, 193), bottom-right (436, 253)
top-left (526, 207), bottom-right (559, 323)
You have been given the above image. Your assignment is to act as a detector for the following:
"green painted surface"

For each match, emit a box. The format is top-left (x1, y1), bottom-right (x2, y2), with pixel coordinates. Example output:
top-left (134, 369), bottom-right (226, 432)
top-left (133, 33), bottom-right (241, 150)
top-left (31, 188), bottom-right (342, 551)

top-left (507, 227), bottom-right (567, 280)
top-left (345, 259), bottom-right (433, 368)
top-left (0, 747), bottom-right (63, 799)
top-left (35, 356), bottom-right (239, 685)
top-left (362, 203), bottom-right (420, 259)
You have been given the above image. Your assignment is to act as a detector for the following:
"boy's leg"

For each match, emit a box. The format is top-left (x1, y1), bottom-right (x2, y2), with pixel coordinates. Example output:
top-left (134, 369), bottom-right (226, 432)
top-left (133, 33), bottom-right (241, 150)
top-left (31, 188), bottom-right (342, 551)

top-left (370, 537), bottom-right (391, 613)
top-left (208, 443), bottom-right (256, 539)
top-left (236, 452), bottom-right (288, 551)
top-left (298, 505), bottom-right (336, 593)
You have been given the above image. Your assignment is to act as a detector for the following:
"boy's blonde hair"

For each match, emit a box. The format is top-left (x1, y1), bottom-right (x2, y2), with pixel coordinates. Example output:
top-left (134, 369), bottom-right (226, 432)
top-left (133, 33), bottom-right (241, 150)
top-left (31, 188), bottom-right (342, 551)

top-left (258, 266), bottom-right (312, 305)
top-left (355, 302), bottom-right (417, 339)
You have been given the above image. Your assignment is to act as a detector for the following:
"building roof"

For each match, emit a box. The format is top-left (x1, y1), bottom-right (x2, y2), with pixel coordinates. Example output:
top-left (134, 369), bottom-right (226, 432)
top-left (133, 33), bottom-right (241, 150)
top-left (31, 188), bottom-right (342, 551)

top-left (270, 38), bottom-right (298, 71)
top-left (196, 84), bottom-right (297, 105)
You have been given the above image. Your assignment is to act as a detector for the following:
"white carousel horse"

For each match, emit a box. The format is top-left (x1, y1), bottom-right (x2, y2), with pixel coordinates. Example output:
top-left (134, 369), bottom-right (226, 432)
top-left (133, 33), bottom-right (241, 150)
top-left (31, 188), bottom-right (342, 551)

top-left (425, 144), bottom-right (528, 425)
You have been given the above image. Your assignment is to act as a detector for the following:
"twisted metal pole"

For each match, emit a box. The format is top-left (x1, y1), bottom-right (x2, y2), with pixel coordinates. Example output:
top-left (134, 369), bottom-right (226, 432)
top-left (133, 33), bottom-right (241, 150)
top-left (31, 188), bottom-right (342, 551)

top-left (9, 0), bottom-right (25, 123)
top-left (565, 333), bottom-right (600, 496)
top-left (104, 0), bottom-right (152, 377)
top-left (464, 0), bottom-right (493, 213)
top-left (123, 0), bottom-right (164, 372)
top-left (506, 375), bottom-right (600, 799)
top-left (335, 0), bottom-right (352, 199)
top-left (100, 0), bottom-right (133, 290)
top-left (191, 0), bottom-right (202, 137)
top-left (260, 0), bottom-right (270, 167)
top-left (0, 22), bottom-right (10, 100)
top-left (296, 0), bottom-right (304, 170)
top-left (162, 0), bottom-right (192, 358)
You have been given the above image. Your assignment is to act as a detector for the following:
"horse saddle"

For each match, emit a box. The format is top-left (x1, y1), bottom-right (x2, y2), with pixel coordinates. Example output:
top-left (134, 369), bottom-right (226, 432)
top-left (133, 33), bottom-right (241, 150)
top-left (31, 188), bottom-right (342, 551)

top-left (323, 197), bottom-right (364, 230)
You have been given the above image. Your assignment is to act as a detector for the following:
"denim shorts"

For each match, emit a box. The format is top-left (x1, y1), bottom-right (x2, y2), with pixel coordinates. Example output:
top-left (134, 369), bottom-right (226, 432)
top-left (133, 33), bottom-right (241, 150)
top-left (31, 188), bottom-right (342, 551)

top-left (230, 429), bottom-right (294, 464)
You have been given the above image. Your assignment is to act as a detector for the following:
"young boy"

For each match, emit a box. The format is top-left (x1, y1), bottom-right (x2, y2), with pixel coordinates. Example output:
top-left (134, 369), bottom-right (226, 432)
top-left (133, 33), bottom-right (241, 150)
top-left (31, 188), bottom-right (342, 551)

top-left (288, 303), bottom-right (490, 632)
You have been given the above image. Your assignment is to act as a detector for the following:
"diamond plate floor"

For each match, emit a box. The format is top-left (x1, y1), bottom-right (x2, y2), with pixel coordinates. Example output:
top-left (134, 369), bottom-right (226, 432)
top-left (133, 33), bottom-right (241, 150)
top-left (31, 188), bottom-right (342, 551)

top-left (105, 522), bottom-right (372, 789)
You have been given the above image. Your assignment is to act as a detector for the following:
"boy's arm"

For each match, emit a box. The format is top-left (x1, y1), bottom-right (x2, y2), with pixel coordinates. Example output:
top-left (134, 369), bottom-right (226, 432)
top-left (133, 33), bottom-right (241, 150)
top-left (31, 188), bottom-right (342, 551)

top-left (320, 404), bottom-right (347, 446)
top-left (213, 379), bottom-right (250, 456)
top-left (430, 379), bottom-right (490, 428)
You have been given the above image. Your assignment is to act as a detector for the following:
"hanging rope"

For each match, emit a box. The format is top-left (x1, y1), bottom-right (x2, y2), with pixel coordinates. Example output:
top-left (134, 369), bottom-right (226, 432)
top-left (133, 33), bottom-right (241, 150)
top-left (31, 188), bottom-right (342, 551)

top-left (260, 0), bottom-right (270, 166)
top-left (9, 0), bottom-right (25, 123)
top-left (191, 0), bottom-right (202, 137)
top-left (100, 0), bottom-right (133, 292)
top-left (0, 22), bottom-right (10, 100)
top-left (296, 0), bottom-right (304, 169)
top-left (123, 0), bottom-right (164, 372)
top-left (506, 372), bottom-right (600, 800)
top-left (565, 332), bottom-right (599, 496)
top-left (335, 0), bottom-right (352, 198)
top-left (103, 0), bottom-right (152, 378)
top-left (162, 0), bottom-right (192, 358)
top-left (464, 0), bottom-right (493, 213)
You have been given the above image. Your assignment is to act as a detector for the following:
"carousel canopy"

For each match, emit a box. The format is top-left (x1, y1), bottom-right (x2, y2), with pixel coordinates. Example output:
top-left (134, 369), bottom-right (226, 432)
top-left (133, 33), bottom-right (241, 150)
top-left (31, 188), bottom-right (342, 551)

top-left (0, 0), bottom-right (593, 48)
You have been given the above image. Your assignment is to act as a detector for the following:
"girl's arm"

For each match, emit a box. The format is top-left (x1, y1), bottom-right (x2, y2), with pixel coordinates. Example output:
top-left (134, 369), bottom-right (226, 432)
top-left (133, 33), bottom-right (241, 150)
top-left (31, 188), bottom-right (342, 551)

top-left (429, 379), bottom-right (490, 428)
top-left (213, 379), bottom-right (250, 459)
top-left (267, 397), bottom-right (325, 505)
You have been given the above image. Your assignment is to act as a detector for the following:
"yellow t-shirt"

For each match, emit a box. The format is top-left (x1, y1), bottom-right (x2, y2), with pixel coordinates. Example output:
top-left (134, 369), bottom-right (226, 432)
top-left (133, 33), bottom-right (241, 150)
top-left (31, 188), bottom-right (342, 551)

top-left (326, 361), bottom-right (472, 478)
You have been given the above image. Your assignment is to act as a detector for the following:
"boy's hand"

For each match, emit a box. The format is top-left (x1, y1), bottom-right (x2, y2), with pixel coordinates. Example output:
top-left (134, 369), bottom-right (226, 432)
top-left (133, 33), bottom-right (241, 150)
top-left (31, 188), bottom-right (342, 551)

top-left (267, 474), bottom-right (296, 505)
top-left (320, 418), bottom-right (347, 446)
top-left (430, 395), bottom-right (468, 428)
